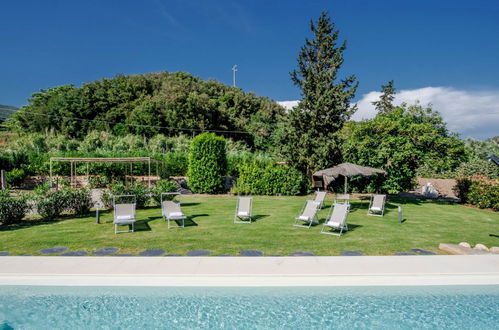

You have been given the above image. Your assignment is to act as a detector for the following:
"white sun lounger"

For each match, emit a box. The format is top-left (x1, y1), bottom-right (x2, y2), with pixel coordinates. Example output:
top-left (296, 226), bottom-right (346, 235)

top-left (314, 191), bottom-right (327, 209)
top-left (234, 196), bottom-right (253, 223)
top-left (113, 195), bottom-right (136, 234)
top-left (320, 203), bottom-right (349, 236)
top-left (367, 194), bottom-right (386, 217)
top-left (293, 200), bottom-right (320, 228)
top-left (162, 200), bottom-right (187, 229)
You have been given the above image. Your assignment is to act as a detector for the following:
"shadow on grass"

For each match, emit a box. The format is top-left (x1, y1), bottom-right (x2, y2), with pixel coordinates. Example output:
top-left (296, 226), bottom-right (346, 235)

top-left (180, 203), bottom-right (200, 207)
top-left (134, 219), bottom-right (153, 231)
top-left (251, 215), bottom-right (269, 222)
top-left (0, 211), bottom-right (99, 232)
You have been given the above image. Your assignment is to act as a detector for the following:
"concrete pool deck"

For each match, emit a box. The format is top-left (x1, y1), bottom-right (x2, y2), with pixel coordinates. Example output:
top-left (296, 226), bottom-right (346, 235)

top-left (0, 255), bottom-right (498, 287)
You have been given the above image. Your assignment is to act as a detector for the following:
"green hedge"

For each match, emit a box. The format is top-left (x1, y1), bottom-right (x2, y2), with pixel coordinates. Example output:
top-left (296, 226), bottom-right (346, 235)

top-left (35, 187), bottom-right (93, 219)
top-left (0, 191), bottom-right (30, 225)
top-left (187, 133), bottom-right (227, 193)
top-left (455, 176), bottom-right (498, 211)
top-left (234, 163), bottom-right (307, 195)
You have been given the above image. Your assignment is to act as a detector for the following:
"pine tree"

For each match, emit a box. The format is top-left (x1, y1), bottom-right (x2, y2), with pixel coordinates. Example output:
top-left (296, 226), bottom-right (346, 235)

top-left (372, 80), bottom-right (396, 113)
top-left (283, 11), bottom-right (358, 178)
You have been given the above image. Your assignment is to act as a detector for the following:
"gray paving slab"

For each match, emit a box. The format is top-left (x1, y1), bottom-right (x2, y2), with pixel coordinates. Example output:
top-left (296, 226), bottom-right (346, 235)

top-left (240, 249), bottom-right (264, 256)
top-left (39, 247), bottom-right (68, 255)
top-left (394, 252), bottom-right (417, 256)
top-left (93, 248), bottom-right (119, 256)
top-left (139, 249), bottom-right (165, 256)
top-left (411, 248), bottom-right (437, 255)
top-left (60, 251), bottom-right (87, 256)
top-left (341, 251), bottom-right (363, 256)
top-left (0, 252), bottom-right (9, 256)
top-left (187, 250), bottom-right (211, 256)
top-left (290, 251), bottom-right (315, 256)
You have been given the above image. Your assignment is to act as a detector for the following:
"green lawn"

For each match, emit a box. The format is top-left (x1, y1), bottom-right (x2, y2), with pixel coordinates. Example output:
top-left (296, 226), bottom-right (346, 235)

top-left (1, 195), bottom-right (498, 256)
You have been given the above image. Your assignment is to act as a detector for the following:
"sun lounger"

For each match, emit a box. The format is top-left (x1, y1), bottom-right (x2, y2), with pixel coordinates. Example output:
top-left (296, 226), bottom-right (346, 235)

top-left (113, 195), bottom-right (136, 234)
top-left (320, 203), bottom-right (349, 236)
top-left (162, 200), bottom-right (187, 228)
top-left (314, 191), bottom-right (327, 209)
top-left (367, 194), bottom-right (386, 216)
top-left (293, 200), bottom-right (320, 228)
top-left (234, 196), bottom-right (253, 223)
top-left (334, 193), bottom-right (350, 207)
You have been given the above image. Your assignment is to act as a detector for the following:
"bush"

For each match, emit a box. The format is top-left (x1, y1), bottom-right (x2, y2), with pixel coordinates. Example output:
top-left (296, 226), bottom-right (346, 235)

top-left (455, 176), bottom-right (498, 211)
top-left (101, 181), bottom-right (150, 209)
top-left (188, 133), bottom-right (227, 193)
top-left (64, 188), bottom-right (93, 215)
top-left (6, 168), bottom-right (26, 187)
top-left (88, 176), bottom-right (110, 189)
top-left (161, 152), bottom-right (188, 177)
top-left (36, 190), bottom-right (68, 219)
top-left (150, 179), bottom-right (178, 204)
top-left (456, 160), bottom-right (499, 179)
top-left (234, 163), bottom-right (307, 195)
top-left (0, 190), bottom-right (30, 225)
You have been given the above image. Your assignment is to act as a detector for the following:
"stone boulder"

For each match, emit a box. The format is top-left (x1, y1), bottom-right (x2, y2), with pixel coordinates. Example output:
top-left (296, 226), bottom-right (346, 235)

top-left (458, 242), bottom-right (471, 248)
top-left (422, 182), bottom-right (439, 198)
top-left (474, 244), bottom-right (489, 251)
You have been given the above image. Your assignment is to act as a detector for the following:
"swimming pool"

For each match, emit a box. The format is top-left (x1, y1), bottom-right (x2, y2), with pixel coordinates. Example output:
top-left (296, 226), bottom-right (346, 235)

top-left (1, 285), bottom-right (498, 329)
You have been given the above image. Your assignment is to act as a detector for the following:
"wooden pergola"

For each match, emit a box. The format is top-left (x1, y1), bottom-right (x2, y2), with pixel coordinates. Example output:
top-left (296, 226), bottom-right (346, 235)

top-left (49, 157), bottom-right (162, 188)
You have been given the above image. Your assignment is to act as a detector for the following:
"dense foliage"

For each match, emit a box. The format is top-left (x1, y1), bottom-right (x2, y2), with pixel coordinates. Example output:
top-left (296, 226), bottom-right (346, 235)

top-left (342, 104), bottom-right (467, 194)
top-left (455, 176), bottom-right (498, 211)
top-left (188, 133), bottom-right (227, 193)
top-left (464, 137), bottom-right (499, 160)
top-left (0, 190), bottom-right (30, 225)
top-left (6, 72), bottom-right (285, 151)
top-left (101, 182), bottom-right (150, 209)
top-left (455, 160), bottom-right (499, 179)
top-left (35, 187), bottom-right (92, 219)
top-left (234, 163), bottom-right (307, 196)
top-left (279, 11), bottom-right (358, 177)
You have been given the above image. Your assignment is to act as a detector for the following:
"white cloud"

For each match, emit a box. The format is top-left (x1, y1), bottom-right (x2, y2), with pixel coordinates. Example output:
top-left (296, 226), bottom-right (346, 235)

top-left (277, 100), bottom-right (299, 110)
top-left (280, 87), bottom-right (499, 139)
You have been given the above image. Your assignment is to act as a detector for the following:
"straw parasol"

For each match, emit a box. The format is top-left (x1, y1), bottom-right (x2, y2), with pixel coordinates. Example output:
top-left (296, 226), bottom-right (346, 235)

top-left (313, 162), bottom-right (387, 193)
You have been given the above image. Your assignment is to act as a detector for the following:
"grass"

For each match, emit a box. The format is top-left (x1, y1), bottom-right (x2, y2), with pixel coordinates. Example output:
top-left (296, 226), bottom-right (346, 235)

top-left (0, 195), bottom-right (498, 256)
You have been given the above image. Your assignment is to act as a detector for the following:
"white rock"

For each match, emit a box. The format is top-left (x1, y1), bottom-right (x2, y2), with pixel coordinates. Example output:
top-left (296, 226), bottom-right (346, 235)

top-left (458, 242), bottom-right (471, 248)
top-left (474, 244), bottom-right (489, 251)
top-left (490, 247), bottom-right (499, 254)
top-left (422, 182), bottom-right (439, 198)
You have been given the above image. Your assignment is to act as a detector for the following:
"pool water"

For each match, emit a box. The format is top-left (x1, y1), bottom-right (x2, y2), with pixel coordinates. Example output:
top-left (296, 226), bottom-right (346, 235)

top-left (0, 286), bottom-right (498, 329)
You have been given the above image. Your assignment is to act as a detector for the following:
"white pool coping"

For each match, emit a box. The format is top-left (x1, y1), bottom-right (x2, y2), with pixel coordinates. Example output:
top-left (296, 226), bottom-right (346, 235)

top-left (0, 255), bottom-right (498, 287)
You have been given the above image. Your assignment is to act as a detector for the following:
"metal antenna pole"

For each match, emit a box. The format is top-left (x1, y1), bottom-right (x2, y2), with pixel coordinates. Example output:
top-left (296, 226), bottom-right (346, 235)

top-left (232, 65), bottom-right (238, 87)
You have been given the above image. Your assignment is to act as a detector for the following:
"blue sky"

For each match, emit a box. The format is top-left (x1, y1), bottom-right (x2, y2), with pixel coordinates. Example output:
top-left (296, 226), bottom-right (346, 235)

top-left (1, 0), bottom-right (498, 138)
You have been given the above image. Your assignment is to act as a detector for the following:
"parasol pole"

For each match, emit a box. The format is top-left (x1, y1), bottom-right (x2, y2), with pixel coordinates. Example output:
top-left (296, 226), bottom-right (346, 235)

top-left (344, 175), bottom-right (348, 194)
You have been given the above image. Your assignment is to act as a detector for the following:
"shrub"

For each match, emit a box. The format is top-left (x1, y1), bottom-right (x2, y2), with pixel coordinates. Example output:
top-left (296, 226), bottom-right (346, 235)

top-left (150, 179), bottom-right (178, 204)
top-left (455, 176), bottom-right (498, 211)
top-left (0, 190), bottom-right (30, 225)
top-left (88, 176), bottom-right (111, 189)
top-left (188, 133), bottom-right (227, 193)
top-left (235, 162), bottom-right (307, 195)
top-left (455, 160), bottom-right (499, 179)
top-left (101, 181), bottom-right (150, 209)
top-left (161, 152), bottom-right (188, 177)
top-left (64, 188), bottom-right (93, 215)
top-left (36, 190), bottom-right (68, 219)
top-left (6, 168), bottom-right (26, 187)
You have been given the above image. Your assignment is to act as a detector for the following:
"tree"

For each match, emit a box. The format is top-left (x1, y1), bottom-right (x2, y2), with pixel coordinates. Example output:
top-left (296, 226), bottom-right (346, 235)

top-left (342, 104), bottom-right (467, 193)
top-left (282, 11), bottom-right (358, 178)
top-left (372, 80), bottom-right (396, 114)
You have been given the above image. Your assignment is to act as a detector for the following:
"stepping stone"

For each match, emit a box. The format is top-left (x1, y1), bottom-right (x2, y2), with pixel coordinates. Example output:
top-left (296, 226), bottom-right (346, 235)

top-left (239, 249), bottom-right (263, 257)
top-left (268, 255), bottom-right (283, 257)
top-left (216, 254), bottom-right (233, 257)
top-left (93, 247), bottom-right (119, 256)
top-left (139, 249), bottom-right (165, 256)
top-left (165, 254), bottom-right (182, 256)
top-left (411, 248), bottom-right (436, 255)
top-left (20, 254), bottom-right (31, 256)
top-left (341, 251), bottom-right (363, 256)
top-left (290, 251), bottom-right (315, 256)
top-left (186, 250), bottom-right (211, 256)
top-left (39, 247), bottom-right (68, 255)
top-left (114, 254), bottom-right (134, 257)
top-left (393, 252), bottom-right (417, 256)
top-left (60, 251), bottom-right (87, 256)
top-left (0, 252), bottom-right (9, 256)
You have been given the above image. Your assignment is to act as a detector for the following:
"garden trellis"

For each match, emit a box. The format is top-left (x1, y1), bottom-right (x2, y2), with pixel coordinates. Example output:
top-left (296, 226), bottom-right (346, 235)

top-left (49, 157), bottom-right (162, 188)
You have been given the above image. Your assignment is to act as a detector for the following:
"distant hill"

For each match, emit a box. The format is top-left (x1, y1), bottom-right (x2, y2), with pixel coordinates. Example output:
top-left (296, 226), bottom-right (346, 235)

top-left (0, 104), bottom-right (17, 121)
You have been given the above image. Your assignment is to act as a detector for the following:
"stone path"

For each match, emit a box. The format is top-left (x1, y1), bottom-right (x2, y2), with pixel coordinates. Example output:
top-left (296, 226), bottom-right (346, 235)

top-left (290, 251), bottom-right (315, 256)
top-left (239, 249), bottom-right (263, 256)
top-left (0, 252), bottom-right (9, 256)
top-left (60, 251), bottom-right (87, 256)
top-left (39, 247), bottom-right (68, 255)
top-left (139, 249), bottom-right (165, 256)
top-left (393, 252), bottom-right (416, 256)
top-left (411, 248), bottom-right (437, 255)
top-left (165, 254), bottom-right (182, 256)
top-left (93, 248), bottom-right (119, 256)
top-left (341, 251), bottom-right (364, 256)
top-left (187, 250), bottom-right (211, 256)
top-left (115, 254), bottom-right (134, 257)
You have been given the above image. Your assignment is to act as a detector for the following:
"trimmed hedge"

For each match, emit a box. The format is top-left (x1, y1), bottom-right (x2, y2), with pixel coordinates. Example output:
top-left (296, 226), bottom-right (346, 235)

top-left (455, 176), bottom-right (498, 211)
top-left (234, 163), bottom-right (307, 195)
top-left (36, 187), bottom-right (93, 219)
top-left (187, 133), bottom-right (227, 193)
top-left (0, 191), bottom-right (30, 225)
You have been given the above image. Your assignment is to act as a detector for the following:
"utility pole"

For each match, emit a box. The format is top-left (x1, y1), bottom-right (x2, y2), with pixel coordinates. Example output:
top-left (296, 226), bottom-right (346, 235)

top-left (232, 64), bottom-right (238, 87)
